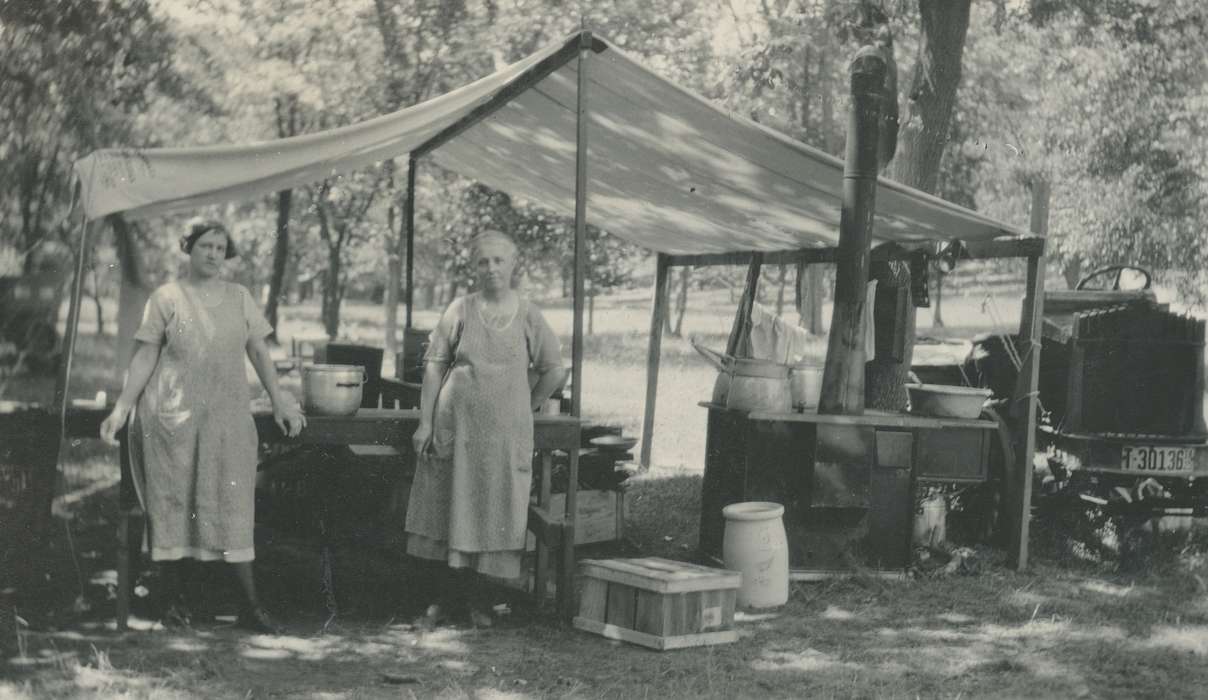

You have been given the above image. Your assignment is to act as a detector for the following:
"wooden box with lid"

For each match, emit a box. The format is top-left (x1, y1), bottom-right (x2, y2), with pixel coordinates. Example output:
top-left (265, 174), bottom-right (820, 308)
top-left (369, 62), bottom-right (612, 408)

top-left (573, 557), bottom-right (740, 650)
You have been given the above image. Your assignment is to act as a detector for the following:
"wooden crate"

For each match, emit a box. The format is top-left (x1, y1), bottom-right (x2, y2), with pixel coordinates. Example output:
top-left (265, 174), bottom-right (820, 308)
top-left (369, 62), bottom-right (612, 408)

top-left (573, 557), bottom-right (740, 650)
top-left (526, 489), bottom-right (625, 550)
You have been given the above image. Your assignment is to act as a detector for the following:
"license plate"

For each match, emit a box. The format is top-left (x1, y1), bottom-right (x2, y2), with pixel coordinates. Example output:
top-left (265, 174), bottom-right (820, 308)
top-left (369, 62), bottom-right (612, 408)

top-left (1120, 445), bottom-right (1195, 473)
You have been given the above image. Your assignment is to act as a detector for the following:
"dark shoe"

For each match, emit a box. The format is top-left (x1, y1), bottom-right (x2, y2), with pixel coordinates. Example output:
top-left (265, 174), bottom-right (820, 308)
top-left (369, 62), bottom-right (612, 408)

top-left (415, 603), bottom-right (449, 628)
top-left (468, 607), bottom-right (494, 628)
top-left (161, 604), bottom-right (193, 629)
top-left (237, 606), bottom-right (282, 635)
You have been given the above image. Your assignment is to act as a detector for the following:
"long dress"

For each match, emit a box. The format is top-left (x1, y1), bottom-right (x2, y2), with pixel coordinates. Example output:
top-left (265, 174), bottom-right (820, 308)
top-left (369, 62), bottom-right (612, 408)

top-left (129, 281), bottom-right (272, 562)
top-left (404, 293), bottom-right (563, 581)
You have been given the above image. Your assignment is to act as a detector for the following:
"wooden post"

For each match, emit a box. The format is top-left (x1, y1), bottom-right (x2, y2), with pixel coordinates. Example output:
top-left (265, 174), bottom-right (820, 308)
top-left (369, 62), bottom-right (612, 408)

top-left (726, 255), bottom-right (764, 358)
top-left (404, 154), bottom-right (417, 330)
top-left (1019, 178), bottom-right (1048, 337)
top-left (1007, 182), bottom-right (1049, 570)
top-left (570, 32), bottom-right (592, 418)
top-left (560, 445), bottom-right (579, 621)
top-left (639, 254), bottom-right (672, 468)
top-left (818, 47), bottom-right (887, 416)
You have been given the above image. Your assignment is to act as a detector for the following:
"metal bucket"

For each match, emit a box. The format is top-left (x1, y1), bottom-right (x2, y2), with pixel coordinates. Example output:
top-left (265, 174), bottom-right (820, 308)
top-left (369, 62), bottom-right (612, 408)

top-left (692, 341), bottom-right (792, 413)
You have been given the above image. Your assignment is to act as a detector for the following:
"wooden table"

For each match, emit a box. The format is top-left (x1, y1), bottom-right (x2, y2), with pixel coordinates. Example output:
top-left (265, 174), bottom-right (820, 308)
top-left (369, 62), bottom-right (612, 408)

top-left (58, 406), bottom-right (582, 627)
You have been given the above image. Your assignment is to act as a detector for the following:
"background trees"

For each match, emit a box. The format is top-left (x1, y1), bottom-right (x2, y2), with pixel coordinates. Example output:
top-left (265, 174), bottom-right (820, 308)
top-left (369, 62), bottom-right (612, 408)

top-left (0, 0), bottom-right (196, 273)
top-left (1, 0), bottom-right (1205, 341)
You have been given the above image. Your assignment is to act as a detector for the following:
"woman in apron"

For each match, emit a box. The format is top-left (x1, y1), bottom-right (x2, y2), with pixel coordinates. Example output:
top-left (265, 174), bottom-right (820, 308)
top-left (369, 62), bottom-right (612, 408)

top-left (100, 221), bottom-right (305, 633)
top-left (406, 231), bottom-right (566, 626)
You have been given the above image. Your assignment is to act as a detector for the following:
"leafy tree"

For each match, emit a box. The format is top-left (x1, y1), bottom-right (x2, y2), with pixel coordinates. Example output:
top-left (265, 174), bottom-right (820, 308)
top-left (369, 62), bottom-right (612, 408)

top-left (0, 0), bottom-right (196, 271)
top-left (959, 0), bottom-right (1208, 294)
top-left (308, 169), bottom-right (387, 337)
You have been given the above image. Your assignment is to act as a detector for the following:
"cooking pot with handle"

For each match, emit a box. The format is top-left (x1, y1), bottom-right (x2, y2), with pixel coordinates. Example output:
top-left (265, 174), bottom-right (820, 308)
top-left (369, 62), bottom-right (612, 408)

top-left (302, 363), bottom-right (367, 416)
top-left (691, 340), bottom-right (792, 413)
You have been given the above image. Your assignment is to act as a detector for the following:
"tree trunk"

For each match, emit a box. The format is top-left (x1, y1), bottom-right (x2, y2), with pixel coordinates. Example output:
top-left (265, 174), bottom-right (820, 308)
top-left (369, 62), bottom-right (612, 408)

top-left (865, 249), bottom-right (915, 410)
top-left (809, 266), bottom-right (825, 333)
top-left (672, 266), bottom-right (691, 336)
top-left (88, 257), bottom-right (104, 336)
top-left (588, 285), bottom-right (595, 336)
top-left (886, 0), bottom-right (972, 194)
top-left (862, 0), bottom-right (972, 407)
top-left (385, 249), bottom-right (401, 345)
top-left (932, 268), bottom-right (945, 327)
top-left (382, 163), bottom-right (401, 355)
top-left (265, 189), bottom-right (291, 343)
top-left (92, 293), bottom-right (104, 336)
top-left (111, 215), bottom-right (151, 383)
top-left (322, 246), bottom-right (342, 339)
top-left (775, 263), bottom-right (788, 316)
top-left (1062, 256), bottom-right (1082, 290)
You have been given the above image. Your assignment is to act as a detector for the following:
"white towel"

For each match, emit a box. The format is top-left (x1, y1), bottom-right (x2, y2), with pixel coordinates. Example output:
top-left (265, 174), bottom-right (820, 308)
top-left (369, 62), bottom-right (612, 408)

top-left (748, 302), bottom-right (813, 364)
top-left (863, 280), bottom-right (878, 362)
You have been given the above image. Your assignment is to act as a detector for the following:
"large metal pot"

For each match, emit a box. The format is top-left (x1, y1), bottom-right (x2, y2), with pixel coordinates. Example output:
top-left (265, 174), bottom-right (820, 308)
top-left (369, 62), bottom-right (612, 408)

top-left (692, 340), bottom-right (792, 413)
top-left (301, 363), bottom-right (366, 416)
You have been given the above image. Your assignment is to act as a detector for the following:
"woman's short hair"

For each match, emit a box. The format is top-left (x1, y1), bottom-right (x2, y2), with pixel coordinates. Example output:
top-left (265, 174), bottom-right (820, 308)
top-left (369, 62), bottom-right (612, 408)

top-left (471, 231), bottom-right (517, 260)
top-left (180, 220), bottom-right (238, 259)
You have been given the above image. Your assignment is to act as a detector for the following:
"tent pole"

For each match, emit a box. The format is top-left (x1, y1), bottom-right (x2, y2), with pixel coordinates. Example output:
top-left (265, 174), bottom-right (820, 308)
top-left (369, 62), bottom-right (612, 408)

top-left (43, 213), bottom-right (93, 541)
top-left (1007, 184), bottom-right (1049, 571)
top-left (404, 154), bottom-right (417, 330)
top-left (55, 215), bottom-right (92, 430)
top-left (570, 32), bottom-right (592, 419)
top-left (639, 254), bottom-right (671, 469)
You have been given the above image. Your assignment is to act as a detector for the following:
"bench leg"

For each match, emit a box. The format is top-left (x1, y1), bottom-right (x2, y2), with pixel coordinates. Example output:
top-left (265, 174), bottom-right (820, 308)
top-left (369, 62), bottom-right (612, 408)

top-left (534, 541), bottom-right (548, 606)
top-left (116, 510), bottom-right (140, 631)
top-left (557, 522), bottom-right (575, 621)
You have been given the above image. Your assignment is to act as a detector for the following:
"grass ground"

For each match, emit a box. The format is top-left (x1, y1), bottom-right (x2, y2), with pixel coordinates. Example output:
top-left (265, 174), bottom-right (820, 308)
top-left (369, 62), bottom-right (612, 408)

top-left (5, 469), bottom-right (1208, 699)
top-left (4, 285), bottom-right (1208, 698)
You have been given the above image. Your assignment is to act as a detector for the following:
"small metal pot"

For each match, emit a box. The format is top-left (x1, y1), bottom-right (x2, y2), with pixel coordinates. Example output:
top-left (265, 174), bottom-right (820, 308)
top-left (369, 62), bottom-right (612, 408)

top-left (789, 362), bottom-right (824, 409)
top-left (301, 363), bottom-right (366, 416)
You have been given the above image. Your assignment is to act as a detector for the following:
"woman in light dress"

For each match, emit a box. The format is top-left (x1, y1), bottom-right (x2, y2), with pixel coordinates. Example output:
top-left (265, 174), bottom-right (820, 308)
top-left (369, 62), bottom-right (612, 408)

top-left (101, 221), bottom-right (305, 633)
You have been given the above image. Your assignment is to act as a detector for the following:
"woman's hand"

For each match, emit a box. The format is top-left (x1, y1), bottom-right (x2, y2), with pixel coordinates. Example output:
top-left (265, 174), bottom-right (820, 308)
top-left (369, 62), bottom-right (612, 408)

top-left (272, 398), bottom-right (307, 438)
top-left (412, 422), bottom-right (432, 456)
top-left (99, 401), bottom-right (133, 446)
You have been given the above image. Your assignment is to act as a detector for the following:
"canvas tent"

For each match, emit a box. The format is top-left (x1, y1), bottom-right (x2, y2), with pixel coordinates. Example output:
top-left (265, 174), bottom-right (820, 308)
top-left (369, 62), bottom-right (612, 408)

top-left (74, 32), bottom-right (1027, 247)
top-left (59, 28), bottom-right (1048, 570)
top-left (64, 32), bottom-right (1042, 541)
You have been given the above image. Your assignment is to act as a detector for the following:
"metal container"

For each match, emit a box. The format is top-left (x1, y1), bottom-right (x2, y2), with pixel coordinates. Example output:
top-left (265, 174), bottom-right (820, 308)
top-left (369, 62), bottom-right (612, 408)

top-left (301, 363), bottom-right (366, 416)
top-left (692, 341), bottom-right (792, 414)
top-left (906, 383), bottom-right (992, 419)
top-left (789, 362), bottom-right (824, 409)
